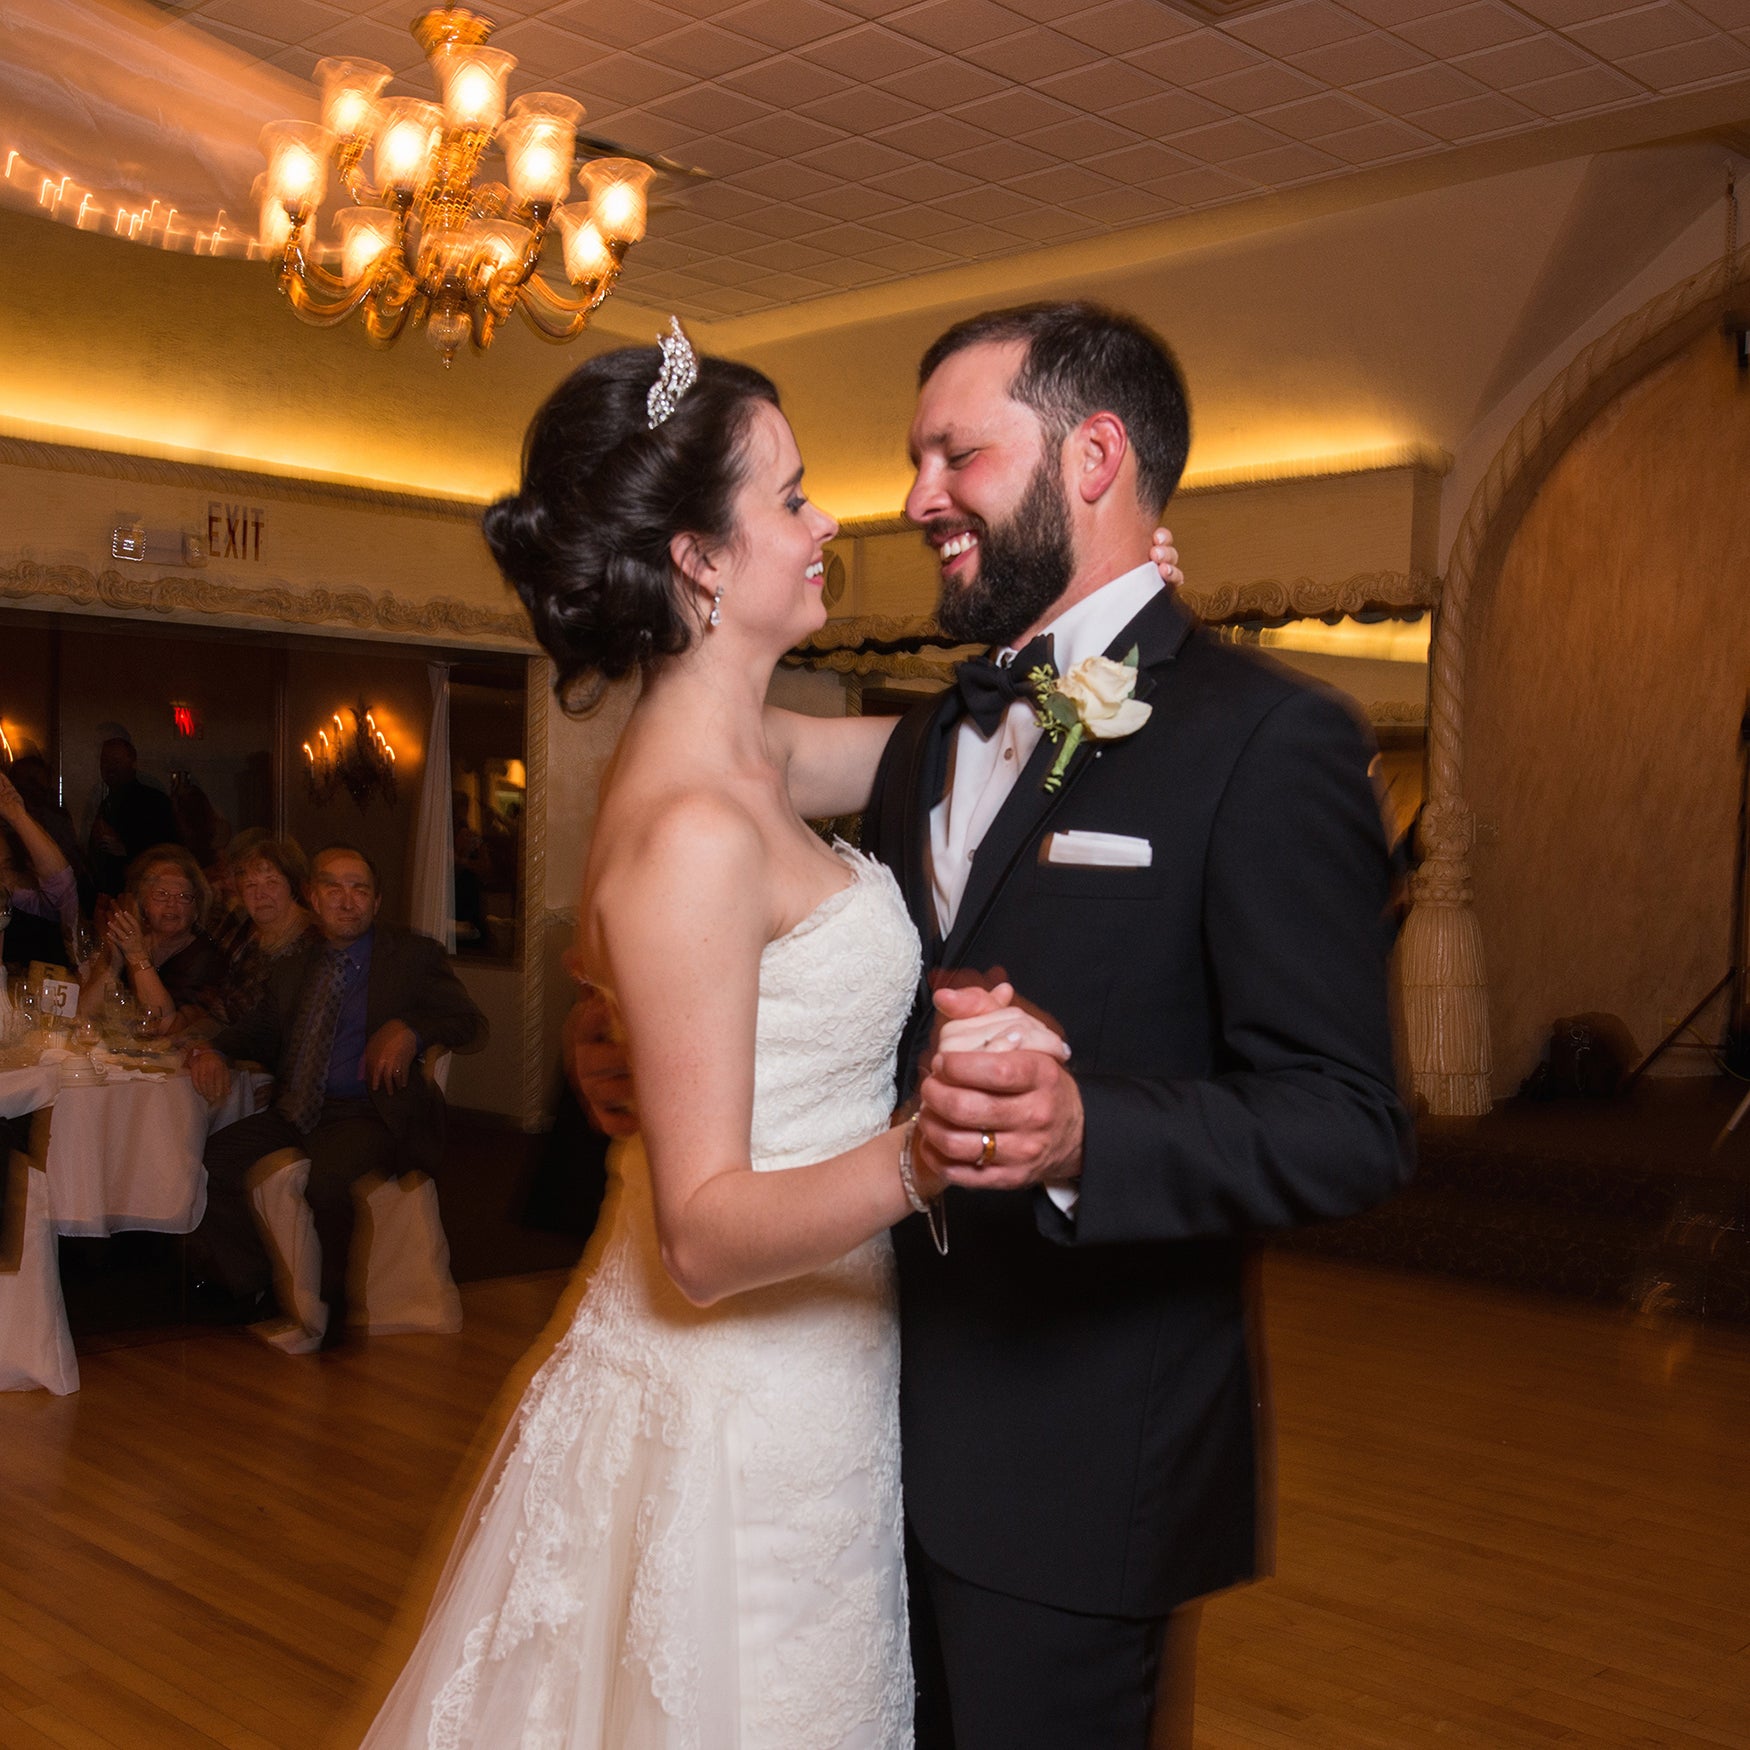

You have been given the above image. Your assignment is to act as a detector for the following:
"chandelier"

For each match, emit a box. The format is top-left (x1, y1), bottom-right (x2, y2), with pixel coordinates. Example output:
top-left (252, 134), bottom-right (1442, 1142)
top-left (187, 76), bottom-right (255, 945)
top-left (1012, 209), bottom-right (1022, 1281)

top-left (303, 703), bottom-right (398, 808)
top-left (259, 8), bottom-right (653, 366)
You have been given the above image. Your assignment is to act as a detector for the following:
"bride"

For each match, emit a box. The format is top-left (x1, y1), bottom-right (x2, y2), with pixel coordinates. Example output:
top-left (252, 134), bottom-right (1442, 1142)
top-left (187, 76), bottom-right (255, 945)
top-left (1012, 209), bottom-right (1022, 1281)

top-left (360, 326), bottom-right (1055, 1750)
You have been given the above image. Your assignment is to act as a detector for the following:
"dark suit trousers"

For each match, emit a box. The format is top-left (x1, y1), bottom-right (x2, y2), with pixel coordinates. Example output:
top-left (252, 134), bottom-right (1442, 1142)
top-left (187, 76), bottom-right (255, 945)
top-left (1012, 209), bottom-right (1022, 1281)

top-left (909, 1532), bottom-right (1195, 1750)
top-left (196, 1100), bottom-right (398, 1329)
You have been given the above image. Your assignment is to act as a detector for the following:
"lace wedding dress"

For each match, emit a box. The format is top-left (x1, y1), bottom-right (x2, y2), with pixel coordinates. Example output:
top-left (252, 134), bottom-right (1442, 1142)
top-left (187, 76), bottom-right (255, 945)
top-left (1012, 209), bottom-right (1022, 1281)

top-left (361, 848), bottom-right (920, 1750)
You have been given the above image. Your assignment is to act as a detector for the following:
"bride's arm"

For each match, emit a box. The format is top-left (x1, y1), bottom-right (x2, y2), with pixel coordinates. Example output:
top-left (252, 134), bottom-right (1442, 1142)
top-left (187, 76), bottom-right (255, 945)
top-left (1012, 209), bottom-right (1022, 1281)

top-left (597, 793), bottom-right (932, 1306)
top-left (763, 708), bottom-right (898, 820)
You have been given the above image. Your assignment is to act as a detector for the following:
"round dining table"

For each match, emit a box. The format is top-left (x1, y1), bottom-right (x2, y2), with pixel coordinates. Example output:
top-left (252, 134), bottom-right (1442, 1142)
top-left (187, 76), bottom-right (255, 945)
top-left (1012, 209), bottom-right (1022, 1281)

top-left (0, 1051), bottom-right (268, 1393)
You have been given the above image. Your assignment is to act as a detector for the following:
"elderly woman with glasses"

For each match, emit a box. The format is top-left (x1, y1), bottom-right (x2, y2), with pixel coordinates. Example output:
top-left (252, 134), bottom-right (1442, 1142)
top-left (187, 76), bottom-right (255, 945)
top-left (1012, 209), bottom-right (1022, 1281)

top-left (83, 843), bottom-right (229, 1035)
top-left (215, 837), bottom-right (315, 1021)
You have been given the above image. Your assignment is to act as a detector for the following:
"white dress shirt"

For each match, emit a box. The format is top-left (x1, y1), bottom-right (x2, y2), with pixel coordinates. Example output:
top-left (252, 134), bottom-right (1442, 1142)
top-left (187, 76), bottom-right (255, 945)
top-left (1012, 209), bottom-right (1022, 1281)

top-left (927, 561), bottom-right (1165, 1217)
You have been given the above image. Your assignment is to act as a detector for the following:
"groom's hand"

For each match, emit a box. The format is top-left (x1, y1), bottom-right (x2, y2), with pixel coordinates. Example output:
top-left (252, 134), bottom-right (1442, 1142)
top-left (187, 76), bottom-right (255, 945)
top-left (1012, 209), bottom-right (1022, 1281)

top-left (916, 1048), bottom-right (1084, 1192)
top-left (563, 978), bottom-right (640, 1138)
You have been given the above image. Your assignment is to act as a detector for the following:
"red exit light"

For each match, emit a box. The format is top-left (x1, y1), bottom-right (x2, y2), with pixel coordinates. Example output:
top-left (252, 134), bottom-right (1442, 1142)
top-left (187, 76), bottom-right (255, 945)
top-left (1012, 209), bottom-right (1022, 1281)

top-left (171, 703), bottom-right (201, 739)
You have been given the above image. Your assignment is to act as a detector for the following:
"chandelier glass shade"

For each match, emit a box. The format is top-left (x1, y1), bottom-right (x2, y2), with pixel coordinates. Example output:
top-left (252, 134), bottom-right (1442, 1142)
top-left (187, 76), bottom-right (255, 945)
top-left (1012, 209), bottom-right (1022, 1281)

top-left (259, 8), bottom-right (653, 365)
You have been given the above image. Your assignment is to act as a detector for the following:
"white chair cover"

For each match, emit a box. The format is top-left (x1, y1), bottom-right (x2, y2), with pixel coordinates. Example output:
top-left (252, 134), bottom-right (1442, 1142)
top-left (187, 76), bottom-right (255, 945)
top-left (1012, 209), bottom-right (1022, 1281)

top-left (0, 1154), bottom-right (80, 1394)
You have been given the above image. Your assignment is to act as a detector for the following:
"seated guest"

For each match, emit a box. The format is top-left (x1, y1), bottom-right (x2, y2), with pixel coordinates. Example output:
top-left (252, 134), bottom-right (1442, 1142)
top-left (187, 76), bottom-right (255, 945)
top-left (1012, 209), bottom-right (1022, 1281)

top-left (81, 845), bottom-right (227, 1034)
top-left (7, 754), bottom-right (93, 914)
top-left (186, 843), bottom-right (487, 1348)
top-left (0, 767), bottom-right (80, 965)
top-left (209, 834), bottom-right (314, 1023)
top-left (205, 826), bottom-right (265, 963)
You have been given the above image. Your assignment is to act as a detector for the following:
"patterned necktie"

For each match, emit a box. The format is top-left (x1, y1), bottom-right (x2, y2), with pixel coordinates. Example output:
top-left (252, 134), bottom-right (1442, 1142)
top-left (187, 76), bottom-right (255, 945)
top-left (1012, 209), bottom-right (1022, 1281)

top-left (274, 945), bottom-right (349, 1134)
top-left (954, 634), bottom-right (1054, 736)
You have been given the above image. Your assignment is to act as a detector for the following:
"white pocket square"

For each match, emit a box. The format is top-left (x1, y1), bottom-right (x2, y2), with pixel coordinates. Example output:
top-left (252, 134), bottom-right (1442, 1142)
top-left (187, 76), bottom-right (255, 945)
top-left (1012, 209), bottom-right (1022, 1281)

top-left (1042, 830), bottom-right (1153, 869)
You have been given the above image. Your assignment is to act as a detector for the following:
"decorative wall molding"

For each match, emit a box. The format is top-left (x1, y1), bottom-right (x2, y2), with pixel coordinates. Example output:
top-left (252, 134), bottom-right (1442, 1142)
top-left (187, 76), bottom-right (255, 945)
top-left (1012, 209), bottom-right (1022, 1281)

top-left (0, 434), bottom-right (486, 523)
top-left (1, 560), bottom-right (536, 649)
top-left (519, 659), bottom-right (552, 1133)
top-left (1402, 245), bottom-right (1750, 1116)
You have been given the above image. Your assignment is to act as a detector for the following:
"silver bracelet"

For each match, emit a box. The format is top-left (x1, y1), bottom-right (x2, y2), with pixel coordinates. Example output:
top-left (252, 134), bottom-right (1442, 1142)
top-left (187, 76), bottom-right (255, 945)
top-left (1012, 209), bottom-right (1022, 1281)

top-left (898, 1112), bottom-right (948, 1256)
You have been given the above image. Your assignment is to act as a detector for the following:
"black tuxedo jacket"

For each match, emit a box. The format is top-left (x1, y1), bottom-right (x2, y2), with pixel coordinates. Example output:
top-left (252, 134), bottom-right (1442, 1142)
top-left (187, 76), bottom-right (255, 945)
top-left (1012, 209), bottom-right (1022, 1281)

top-left (214, 924), bottom-right (488, 1180)
top-left (862, 589), bottom-right (1413, 1619)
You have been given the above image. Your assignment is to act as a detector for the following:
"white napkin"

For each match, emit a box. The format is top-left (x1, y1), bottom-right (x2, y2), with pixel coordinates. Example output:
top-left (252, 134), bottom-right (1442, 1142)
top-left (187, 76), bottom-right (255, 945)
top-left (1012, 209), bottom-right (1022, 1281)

top-left (1043, 830), bottom-right (1153, 869)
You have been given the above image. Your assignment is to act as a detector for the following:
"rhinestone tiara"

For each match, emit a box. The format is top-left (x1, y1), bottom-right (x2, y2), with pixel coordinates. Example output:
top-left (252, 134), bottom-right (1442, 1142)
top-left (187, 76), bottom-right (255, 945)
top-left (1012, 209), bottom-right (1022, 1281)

top-left (646, 316), bottom-right (699, 430)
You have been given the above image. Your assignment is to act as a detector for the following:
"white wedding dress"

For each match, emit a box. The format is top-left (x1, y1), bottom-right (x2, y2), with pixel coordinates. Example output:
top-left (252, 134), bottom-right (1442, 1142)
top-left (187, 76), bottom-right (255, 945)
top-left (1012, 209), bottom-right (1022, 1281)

top-left (361, 848), bottom-right (920, 1750)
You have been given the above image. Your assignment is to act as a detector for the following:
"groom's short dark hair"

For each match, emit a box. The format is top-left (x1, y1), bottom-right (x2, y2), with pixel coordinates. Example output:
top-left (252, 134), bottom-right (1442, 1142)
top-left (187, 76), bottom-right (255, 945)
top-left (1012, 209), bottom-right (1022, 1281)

top-left (917, 302), bottom-right (1191, 514)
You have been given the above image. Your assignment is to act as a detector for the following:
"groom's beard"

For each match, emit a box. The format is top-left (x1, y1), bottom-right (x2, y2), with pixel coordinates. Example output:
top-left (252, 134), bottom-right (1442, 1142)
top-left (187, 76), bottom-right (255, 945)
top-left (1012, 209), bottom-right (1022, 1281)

top-left (932, 457), bottom-right (1074, 648)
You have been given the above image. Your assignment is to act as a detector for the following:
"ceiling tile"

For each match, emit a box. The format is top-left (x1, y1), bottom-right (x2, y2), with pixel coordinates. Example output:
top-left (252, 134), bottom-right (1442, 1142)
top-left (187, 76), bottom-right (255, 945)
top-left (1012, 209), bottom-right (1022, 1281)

top-left (798, 84), bottom-right (927, 132)
top-left (797, 135), bottom-right (917, 178)
top-left (746, 270), bottom-right (838, 298)
top-left (950, 88), bottom-right (1086, 133)
top-left (801, 21), bottom-right (939, 75)
top-left (1127, 29), bottom-right (1267, 85)
top-left (1511, 0), bottom-right (1627, 21)
top-left (806, 257), bottom-right (893, 288)
top-left (738, 200), bottom-right (836, 236)
top-left (1253, 89), bottom-right (1379, 136)
top-left (999, 205), bottom-right (1111, 241)
top-left (471, 17), bottom-right (595, 67)
top-left (684, 136), bottom-right (771, 176)
top-left (681, 255), bottom-right (765, 285)
top-left (930, 184), bottom-right (1044, 221)
top-left (1168, 114), bottom-right (1294, 160)
top-left (806, 219), bottom-right (912, 254)
top-left (741, 236), bottom-right (839, 269)
top-left (1192, 62), bottom-right (1324, 109)
top-left (1286, 31), bottom-right (1429, 82)
top-left (1018, 116), bottom-right (1144, 157)
top-left (722, 54), bottom-right (855, 103)
top-left (941, 138), bottom-right (1060, 178)
top-left (1507, 63), bottom-right (1647, 111)
top-left (1619, 31), bottom-right (1750, 80)
top-left (887, 0), bottom-right (1040, 52)
top-left (1144, 164), bottom-right (1258, 203)
top-left (1692, 0), bottom-right (1750, 25)
top-left (999, 0), bottom-right (1094, 17)
top-left (1083, 139), bottom-right (1201, 181)
top-left (190, 0), bottom-right (349, 38)
top-left (1569, 2), bottom-right (1715, 56)
top-left (1056, 0), bottom-right (1194, 53)
top-left (1393, 1), bottom-right (1539, 56)
top-left (645, 22), bottom-right (773, 75)
top-left (861, 237), bottom-right (962, 271)
top-left (1455, 34), bottom-right (1589, 86)
top-left (1351, 61), bottom-right (1489, 112)
top-left (722, 111), bottom-right (846, 155)
top-left (543, 0), bottom-right (690, 49)
top-left (683, 218), bottom-right (770, 252)
top-left (1004, 161), bottom-right (1121, 200)
top-left (863, 160), bottom-right (980, 198)
top-left (1335, 0), bottom-right (1457, 25)
top-left (797, 182), bottom-right (908, 218)
top-left (876, 58), bottom-right (1011, 106)
top-left (592, 108), bottom-right (691, 154)
top-left (873, 115), bottom-right (1004, 157)
top-left (680, 182), bottom-right (769, 219)
top-left (718, 0), bottom-right (865, 49)
top-left (646, 84), bottom-right (774, 133)
top-left (298, 16), bottom-right (425, 74)
top-left (728, 158), bottom-right (841, 197)
top-left (1222, 139), bottom-right (1344, 180)
top-left (864, 202), bottom-right (966, 236)
top-left (1225, 0), bottom-right (1371, 55)
top-left (1074, 185), bottom-right (1177, 223)
top-left (961, 27), bottom-right (1105, 78)
top-left (1315, 115), bottom-right (1437, 159)
top-left (1033, 58), bottom-right (1167, 108)
top-left (567, 52), bottom-right (700, 106)
top-left (1105, 88), bottom-right (1233, 133)
top-left (688, 286), bottom-right (772, 314)
top-left (1406, 88), bottom-right (1538, 134)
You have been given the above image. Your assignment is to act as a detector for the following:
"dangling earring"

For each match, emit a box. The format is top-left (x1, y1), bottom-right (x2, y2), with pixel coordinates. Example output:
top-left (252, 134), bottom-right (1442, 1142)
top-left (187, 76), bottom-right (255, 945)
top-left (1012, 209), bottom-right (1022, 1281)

top-left (709, 584), bottom-right (723, 628)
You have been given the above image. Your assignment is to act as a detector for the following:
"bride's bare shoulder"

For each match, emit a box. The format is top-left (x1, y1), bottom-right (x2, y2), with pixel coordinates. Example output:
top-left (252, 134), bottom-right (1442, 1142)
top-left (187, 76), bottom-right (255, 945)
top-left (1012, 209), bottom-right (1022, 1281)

top-left (589, 785), bottom-right (769, 934)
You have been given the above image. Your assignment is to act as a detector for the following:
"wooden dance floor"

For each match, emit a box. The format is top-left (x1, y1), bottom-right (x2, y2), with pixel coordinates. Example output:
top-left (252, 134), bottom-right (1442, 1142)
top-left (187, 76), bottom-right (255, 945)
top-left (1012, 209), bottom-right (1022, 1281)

top-left (1, 1253), bottom-right (1746, 1749)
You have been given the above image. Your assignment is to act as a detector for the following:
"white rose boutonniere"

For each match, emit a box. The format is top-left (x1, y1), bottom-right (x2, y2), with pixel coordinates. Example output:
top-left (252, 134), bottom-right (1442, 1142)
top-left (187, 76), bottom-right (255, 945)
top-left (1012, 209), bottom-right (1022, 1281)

top-left (1026, 646), bottom-right (1152, 792)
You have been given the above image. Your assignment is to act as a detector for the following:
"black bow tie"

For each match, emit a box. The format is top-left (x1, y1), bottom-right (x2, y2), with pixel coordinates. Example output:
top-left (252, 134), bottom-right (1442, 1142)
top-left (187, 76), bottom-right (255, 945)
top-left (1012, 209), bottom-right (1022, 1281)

top-left (955, 635), bottom-right (1055, 737)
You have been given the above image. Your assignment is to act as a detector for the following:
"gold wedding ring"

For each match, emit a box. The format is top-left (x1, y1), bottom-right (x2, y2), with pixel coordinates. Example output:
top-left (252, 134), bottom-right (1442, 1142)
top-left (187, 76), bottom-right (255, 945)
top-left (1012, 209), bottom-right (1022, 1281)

top-left (978, 1130), bottom-right (997, 1166)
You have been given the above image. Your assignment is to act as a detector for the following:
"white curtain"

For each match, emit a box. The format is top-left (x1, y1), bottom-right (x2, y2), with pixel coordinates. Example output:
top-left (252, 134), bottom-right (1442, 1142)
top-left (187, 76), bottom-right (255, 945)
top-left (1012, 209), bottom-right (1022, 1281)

top-left (410, 662), bottom-right (456, 953)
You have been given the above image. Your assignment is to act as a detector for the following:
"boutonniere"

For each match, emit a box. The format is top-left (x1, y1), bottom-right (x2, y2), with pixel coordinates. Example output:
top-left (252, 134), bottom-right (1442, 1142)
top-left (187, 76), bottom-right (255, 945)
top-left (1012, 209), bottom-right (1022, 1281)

top-left (1027, 647), bottom-right (1152, 793)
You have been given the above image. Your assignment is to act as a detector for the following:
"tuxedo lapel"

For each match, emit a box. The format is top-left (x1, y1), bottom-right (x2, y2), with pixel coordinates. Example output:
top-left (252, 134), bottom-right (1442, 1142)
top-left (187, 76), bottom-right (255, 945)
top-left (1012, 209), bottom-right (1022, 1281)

top-left (895, 688), bottom-right (961, 959)
top-left (937, 587), bottom-right (1198, 970)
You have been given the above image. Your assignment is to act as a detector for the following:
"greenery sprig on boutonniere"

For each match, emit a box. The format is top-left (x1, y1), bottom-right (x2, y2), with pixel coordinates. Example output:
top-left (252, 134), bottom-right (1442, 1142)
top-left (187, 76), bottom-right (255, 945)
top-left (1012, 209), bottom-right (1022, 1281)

top-left (1027, 647), bottom-right (1152, 793)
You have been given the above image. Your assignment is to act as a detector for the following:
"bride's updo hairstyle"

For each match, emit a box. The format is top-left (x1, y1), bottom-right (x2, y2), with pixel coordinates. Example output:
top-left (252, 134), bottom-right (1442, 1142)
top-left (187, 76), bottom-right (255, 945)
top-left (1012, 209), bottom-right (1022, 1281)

top-left (484, 344), bottom-right (781, 712)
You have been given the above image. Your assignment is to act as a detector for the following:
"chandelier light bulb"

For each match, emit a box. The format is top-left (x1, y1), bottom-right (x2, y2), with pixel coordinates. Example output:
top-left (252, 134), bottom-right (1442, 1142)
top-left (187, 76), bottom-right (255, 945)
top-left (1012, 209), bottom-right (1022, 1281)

top-left (375, 99), bottom-right (443, 193)
top-left (555, 204), bottom-right (612, 283)
top-left (338, 207), bottom-right (399, 283)
top-left (580, 157), bottom-right (652, 244)
top-left (261, 121), bottom-right (333, 216)
top-left (436, 46), bottom-right (516, 132)
top-left (501, 93), bottom-right (583, 208)
top-left (253, 174), bottom-right (292, 251)
top-left (316, 58), bottom-right (391, 141)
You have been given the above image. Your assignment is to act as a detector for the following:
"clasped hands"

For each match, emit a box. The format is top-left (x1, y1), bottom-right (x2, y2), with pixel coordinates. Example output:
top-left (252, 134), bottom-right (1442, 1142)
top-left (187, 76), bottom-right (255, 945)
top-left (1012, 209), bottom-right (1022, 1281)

top-left (914, 982), bottom-right (1082, 1194)
top-left (185, 1019), bottom-right (419, 1105)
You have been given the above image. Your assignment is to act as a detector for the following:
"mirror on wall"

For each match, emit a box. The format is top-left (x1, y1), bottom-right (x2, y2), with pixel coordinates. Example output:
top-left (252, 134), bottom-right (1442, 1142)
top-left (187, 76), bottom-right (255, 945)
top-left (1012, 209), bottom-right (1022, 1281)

top-left (449, 660), bottom-right (528, 964)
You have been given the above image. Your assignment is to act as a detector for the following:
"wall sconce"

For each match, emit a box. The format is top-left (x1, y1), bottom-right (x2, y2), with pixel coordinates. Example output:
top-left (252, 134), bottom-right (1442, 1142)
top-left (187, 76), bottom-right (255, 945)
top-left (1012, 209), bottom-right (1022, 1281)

top-left (303, 701), bottom-right (397, 808)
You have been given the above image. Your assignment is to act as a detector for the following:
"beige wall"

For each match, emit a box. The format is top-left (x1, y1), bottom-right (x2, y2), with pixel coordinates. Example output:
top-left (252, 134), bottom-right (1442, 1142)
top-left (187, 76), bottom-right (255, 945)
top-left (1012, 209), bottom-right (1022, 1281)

top-left (1468, 329), bottom-right (1750, 1091)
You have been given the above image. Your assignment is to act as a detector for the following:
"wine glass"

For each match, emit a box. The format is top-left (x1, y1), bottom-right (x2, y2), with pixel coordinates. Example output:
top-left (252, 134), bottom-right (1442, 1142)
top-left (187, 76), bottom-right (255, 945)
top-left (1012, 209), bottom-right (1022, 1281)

top-left (64, 917), bottom-right (96, 972)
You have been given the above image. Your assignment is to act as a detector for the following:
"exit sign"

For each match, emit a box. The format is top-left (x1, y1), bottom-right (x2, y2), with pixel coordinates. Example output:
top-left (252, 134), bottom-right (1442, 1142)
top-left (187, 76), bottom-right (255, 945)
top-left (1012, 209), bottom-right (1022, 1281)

top-left (171, 702), bottom-right (203, 739)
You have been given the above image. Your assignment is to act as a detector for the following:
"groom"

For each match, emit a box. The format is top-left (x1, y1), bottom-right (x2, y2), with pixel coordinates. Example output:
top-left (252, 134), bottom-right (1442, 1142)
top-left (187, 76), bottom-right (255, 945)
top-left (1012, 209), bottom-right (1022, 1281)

top-left (570, 301), bottom-right (1413, 1746)
top-left (856, 300), bottom-right (1413, 1748)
